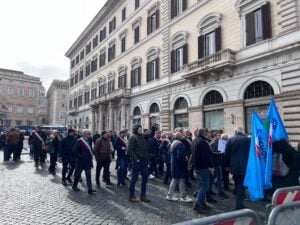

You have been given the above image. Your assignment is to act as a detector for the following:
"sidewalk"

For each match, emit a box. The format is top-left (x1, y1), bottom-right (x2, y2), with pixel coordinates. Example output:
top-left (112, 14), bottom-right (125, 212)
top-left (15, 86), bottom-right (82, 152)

top-left (0, 152), bottom-right (267, 225)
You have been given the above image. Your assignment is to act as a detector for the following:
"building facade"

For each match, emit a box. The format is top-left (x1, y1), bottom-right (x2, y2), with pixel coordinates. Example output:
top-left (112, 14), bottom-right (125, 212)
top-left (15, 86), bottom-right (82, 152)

top-left (47, 80), bottom-right (69, 126)
top-left (66, 0), bottom-right (300, 145)
top-left (0, 68), bottom-right (48, 129)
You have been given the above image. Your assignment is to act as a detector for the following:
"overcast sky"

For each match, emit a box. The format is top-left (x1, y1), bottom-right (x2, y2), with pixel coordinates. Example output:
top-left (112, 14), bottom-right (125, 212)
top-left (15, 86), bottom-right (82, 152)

top-left (0, 0), bottom-right (106, 91)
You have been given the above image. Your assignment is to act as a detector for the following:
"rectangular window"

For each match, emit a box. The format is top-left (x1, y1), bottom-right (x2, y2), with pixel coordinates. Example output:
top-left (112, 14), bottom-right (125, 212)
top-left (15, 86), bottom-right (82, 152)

top-left (147, 10), bottom-right (159, 34)
top-left (245, 105), bottom-right (268, 134)
top-left (93, 36), bottom-right (98, 48)
top-left (74, 98), bottom-right (78, 108)
top-left (135, 0), bottom-right (140, 9)
top-left (245, 3), bottom-right (271, 46)
top-left (6, 104), bottom-right (13, 112)
top-left (70, 77), bottom-right (74, 87)
top-left (122, 8), bottom-right (126, 22)
top-left (27, 107), bottom-right (34, 114)
top-left (147, 58), bottom-right (159, 82)
top-left (204, 110), bottom-right (224, 130)
top-left (109, 17), bottom-right (116, 34)
top-left (205, 31), bottom-right (216, 56)
top-left (91, 58), bottom-right (98, 73)
top-left (29, 89), bottom-right (34, 97)
top-left (131, 68), bottom-right (141, 87)
top-left (86, 42), bottom-right (91, 55)
top-left (75, 55), bottom-right (79, 64)
top-left (62, 94), bottom-right (66, 100)
top-left (171, 0), bottom-right (186, 19)
top-left (100, 27), bottom-right (107, 42)
top-left (79, 68), bottom-right (84, 81)
top-left (71, 59), bottom-right (75, 69)
top-left (108, 80), bottom-right (115, 94)
top-left (7, 86), bottom-right (13, 96)
top-left (99, 51), bottom-right (106, 67)
top-left (134, 26), bottom-right (140, 44)
top-left (175, 48), bottom-right (183, 72)
top-left (119, 75), bottom-right (127, 89)
top-left (85, 63), bottom-right (91, 77)
top-left (69, 100), bottom-right (73, 109)
top-left (16, 105), bottom-right (23, 113)
top-left (18, 88), bottom-right (24, 96)
top-left (91, 88), bottom-right (97, 100)
top-left (16, 120), bottom-right (22, 126)
top-left (80, 50), bottom-right (85, 60)
top-left (74, 73), bottom-right (79, 84)
top-left (121, 37), bottom-right (126, 53)
top-left (171, 44), bottom-right (188, 73)
top-left (174, 114), bottom-right (189, 129)
top-left (78, 95), bottom-right (83, 107)
top-left (108, 44), bottom-right (115, 62)
top-left (84, 92), bottom-right (90, 104)
top-left (99, 85), bottom-right (106, 97)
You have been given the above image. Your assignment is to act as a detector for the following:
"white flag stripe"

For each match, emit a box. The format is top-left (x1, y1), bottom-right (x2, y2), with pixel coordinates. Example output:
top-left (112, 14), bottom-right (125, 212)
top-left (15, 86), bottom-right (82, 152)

top-left (283, 192), bottom-right (297, 204)
top-left (234, 217), bottom-right (253, 225)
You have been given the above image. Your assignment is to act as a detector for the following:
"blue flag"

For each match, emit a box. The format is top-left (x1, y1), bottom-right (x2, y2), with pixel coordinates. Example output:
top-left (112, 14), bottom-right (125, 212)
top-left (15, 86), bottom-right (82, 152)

top-left (244, 112), bottom-right (269, 201)
top-left (264, 99), bottom-right (288, 188)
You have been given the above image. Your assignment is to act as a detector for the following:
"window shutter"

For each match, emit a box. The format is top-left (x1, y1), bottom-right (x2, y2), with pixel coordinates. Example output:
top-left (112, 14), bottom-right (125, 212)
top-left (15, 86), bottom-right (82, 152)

top-left (155, 58), bottom-right (160, 79)
top-left (147, 16), bottom-right (151, 35)
top-left (171, 50), bottom-right (176, 73)
top-left (124, 74), bottom-right (127, 88)
top-left (138, 67), bottom-right (141, 85)
top-left (156, 10), bottom-right (160, 29)
top-left (131, 70), bottom-right (134, 87)
top-left (171, 0), bottom-right (175, 19)
top-left (118, 76), bottom-right (121, 89)
top-left (146, 62), bottom-right (150, 82)
top-left (112, 80), bottom-right (115, 91)
top-left (215, 26), bottom-right (222, 52)
top-left (246, 12), bottom-right (255, 46)
top-left (262, 2), bottom-right (272, 40)
top-left (198, 35), bottom-right (204, 59)
top-left (183, 44), bottom-right (188, 65)
top-left (182, 0), bottom-right (187, 12)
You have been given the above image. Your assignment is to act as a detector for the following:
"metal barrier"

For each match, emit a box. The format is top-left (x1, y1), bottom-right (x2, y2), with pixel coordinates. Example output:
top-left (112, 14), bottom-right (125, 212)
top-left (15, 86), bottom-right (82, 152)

top-left (173, 209), bottom-right (262, 225)
top-left (265, 186), bottom-right (300, 222)
top-left (267, 201), bottom-right (300, 225)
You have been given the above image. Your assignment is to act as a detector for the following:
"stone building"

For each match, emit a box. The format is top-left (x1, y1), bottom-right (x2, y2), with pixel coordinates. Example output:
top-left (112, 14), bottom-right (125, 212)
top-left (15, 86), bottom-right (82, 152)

top-left (47, 80), bottom-right (69, 126)
top-left (0, 68), bottom-right (47, 129)
top-left (65, 0), bottom-right (300, 145)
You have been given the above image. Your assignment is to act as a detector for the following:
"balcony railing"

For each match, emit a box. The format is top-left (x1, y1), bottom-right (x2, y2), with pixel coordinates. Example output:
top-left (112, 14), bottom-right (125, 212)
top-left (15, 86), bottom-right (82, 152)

top-left (89, 88), bottom-right (131, 106)
top-left (183, 49), bottom-right (236, 79)
top-left (68, 107), bottom-right (78, 115)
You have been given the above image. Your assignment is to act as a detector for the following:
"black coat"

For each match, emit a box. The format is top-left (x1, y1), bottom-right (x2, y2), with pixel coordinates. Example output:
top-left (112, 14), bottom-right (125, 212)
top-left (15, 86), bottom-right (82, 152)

top-left (148, 137), bottom-right (160, 158)
top-left (160, 139), bottom-right (170, 164)
top-left (73, 137), bottom-right (93, 168)
top-left (225, 133), bottom-right (250, 176)
top-left (115, 136), bottom-right (127, 159)
top-left (59, 135), bottom-right (77, 161)
top-left (30, 131), bottom-right (47, 150)
top-left (191, 136), bottom-right (213, 170)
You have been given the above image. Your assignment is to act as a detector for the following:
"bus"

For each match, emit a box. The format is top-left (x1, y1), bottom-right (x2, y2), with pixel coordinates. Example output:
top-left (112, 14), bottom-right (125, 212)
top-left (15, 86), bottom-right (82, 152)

top-left (40, 125), bottom-right (68, 136)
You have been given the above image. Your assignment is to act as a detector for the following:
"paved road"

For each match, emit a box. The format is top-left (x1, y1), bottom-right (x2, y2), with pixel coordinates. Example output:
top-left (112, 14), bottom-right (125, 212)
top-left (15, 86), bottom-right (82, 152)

top-left (0, 152), bottom-right (267, 225)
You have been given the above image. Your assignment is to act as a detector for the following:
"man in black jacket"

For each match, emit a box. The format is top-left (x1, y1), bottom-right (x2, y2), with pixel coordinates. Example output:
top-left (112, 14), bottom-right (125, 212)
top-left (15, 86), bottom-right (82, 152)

top-left (72, 129), bottom-right (96, 195)
top-left (60, 128), bottom-right (77, 185)
top-left (225, 127), bottom-right (250, 210)
top-left (128, 124), bottom-right (155, 202)
top-left (30, 126), bottom-right (47, 167)
top-left (191, 128), bottom-right (214, 212)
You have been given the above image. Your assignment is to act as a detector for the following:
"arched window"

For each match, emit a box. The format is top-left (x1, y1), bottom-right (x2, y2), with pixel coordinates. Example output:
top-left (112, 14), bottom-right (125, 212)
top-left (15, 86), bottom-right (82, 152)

top-left (133, 107), bottom-right (141, 116)
top-left (244, 81), bottom-right (274, 133)
top-left (174, 97), bottom-right (189, 128)
top-left (149, 103), bottom-right (160, 113)
top-left (174, 97), bottom-right (188, 110)
top-left (203, 90), bottom-right (224, 130)
top-left (244, 81), bottom-right (274, 99)
top-left (133, 106), bottom-right (141, 125)
top-left (203, 90), bottom-right (223, 105)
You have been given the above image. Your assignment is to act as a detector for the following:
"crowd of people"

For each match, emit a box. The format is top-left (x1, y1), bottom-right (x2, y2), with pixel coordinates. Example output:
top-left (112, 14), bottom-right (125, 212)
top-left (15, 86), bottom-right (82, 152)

top-left (1, 124), bottom-right (300, 213)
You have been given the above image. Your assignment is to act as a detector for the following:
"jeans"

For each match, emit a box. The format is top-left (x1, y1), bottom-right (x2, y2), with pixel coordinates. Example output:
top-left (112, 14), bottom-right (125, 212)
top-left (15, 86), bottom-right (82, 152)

top-left (196, 169), bottom-right (211, 205)
top-left (168, 178), bottom-right (186, 198)
top-left (73, 162), bottom-right (92, 191)
top-left (49, 150), bottom-right (58, 172)
top-left (149, 156), bottom-right (158, 177)
top-left (129, 160), bottom-right (148, 197)
top-left (33, 146), bottom-right (45, 163)
top-left (215, 165), bottom-right (224, 194)
top-left (96, 159), bottom-right (111, 184)
top-left (118, 157), bottom-right (129, 184)
top-left (62, 158), bottom-right (75, 180)
top-left (233, 174), bottom-right (246, 210)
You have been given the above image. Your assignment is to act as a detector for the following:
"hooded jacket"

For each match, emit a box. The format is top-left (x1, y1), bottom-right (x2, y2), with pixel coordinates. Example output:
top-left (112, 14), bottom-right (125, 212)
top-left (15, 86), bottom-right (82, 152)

top-left (127, 125), bottom-right (155, 162)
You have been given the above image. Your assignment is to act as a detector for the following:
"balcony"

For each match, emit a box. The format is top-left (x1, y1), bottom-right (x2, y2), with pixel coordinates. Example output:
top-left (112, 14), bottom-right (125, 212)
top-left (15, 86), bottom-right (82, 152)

top-left (68, 107), bottom-right (78, 116)
top-left (89, 88), bottom-right (131, 106)
top-left (182, 49), bottom-right (236, 82)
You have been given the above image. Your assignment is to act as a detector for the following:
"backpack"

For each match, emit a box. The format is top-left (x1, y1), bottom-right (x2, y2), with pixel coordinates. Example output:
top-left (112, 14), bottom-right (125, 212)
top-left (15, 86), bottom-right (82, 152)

top-left (272, 152), bottom-right (289, 176)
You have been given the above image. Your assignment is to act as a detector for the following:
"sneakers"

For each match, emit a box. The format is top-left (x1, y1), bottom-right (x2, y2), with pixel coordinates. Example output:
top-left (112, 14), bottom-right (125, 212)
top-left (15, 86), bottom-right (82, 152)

top-left (179, 196), bottom-right (193, 203)
top-left (72, 186), bottom-right (81, 192)
top-left (166, 195), bottom-right (178, 201)
top-left (193, 203), bottom-right (212, 213)
top-left (149, 174), bottom-right (155, 179)
top-left (62, 180), bottom-right (68, 186)
top-left (140, 196), bottom-right (151, 202)
top-left (129, 195), bottom-right (140, 202)
top-left (88, 189), bottom-right (96, 195)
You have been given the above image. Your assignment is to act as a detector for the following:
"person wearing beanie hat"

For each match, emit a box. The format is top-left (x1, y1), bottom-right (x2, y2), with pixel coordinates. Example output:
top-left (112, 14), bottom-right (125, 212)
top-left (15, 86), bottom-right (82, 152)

top-left (128, 123), bottom-right (156, 202)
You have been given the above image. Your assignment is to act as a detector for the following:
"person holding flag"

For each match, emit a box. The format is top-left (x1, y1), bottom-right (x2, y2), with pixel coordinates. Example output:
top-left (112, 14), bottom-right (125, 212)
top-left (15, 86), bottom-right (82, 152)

top-left (244, 113), bottom-right (269, 201)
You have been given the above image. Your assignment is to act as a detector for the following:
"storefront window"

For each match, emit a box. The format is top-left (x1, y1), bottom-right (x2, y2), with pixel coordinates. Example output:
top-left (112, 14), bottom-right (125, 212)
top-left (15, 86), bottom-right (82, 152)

top-left (245, 105), bottom-right (268, 134)
top-left (174, 97), bottom-right (189, 129)
top-left (204, 110), bottom-right (224, 130)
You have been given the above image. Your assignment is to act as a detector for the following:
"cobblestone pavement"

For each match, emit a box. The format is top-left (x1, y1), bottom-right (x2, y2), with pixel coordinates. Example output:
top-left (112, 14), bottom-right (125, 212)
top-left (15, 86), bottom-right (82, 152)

top-left (0, 152), bottom-right (267, 225)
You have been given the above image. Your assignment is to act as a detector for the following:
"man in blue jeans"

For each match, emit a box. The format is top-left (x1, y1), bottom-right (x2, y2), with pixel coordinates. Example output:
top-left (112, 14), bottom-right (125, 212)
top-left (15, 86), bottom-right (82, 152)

top-left (191, 128), bottom-right (214, 212)
top-left (127, 124), bottom-right (155, 202)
